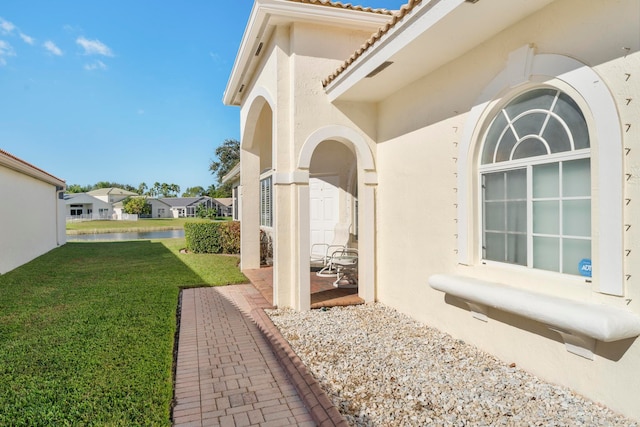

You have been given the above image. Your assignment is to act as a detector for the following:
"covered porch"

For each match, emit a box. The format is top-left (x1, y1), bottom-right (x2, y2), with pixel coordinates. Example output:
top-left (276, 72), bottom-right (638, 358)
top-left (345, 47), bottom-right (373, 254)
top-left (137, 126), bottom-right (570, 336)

top-left (244, 266), bottom-right (364, 309)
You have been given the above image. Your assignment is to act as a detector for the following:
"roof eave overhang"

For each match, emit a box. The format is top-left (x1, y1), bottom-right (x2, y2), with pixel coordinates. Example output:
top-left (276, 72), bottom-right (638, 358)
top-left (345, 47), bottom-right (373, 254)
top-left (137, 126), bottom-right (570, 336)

top-left (0, 151), bottom-right (65, 188)
top-left (223, 0), bottom-right (393, 107)
top-left (221, 162), bottom-right (241, 184)
top-left (325, 0), bottom-right (556, 103)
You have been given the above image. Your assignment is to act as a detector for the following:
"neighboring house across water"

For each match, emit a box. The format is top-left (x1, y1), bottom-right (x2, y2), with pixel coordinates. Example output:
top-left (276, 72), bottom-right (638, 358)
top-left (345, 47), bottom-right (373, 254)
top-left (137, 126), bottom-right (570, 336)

top-left (146, 198), bottom-right (173, 218)
top-left (88, 187), bottom-right (138, 204)
top-left (222, 163), bottom-right (240, 220)
top-left (213, 198), bottom-right (233, 217)
top-left (225, 0), bottom-right (640, 420)
top-left (65, 192), bottom-right (113, 220)
top-left (0, 149), bottom-right (66, 274)
top-left (112, 196), bottom-right (173, 219)
top-left (65, 187), bottom-right (138, 220)
top-left (160, 196), bottom-right (217, 218)
top-left (65, 192), bottom-right (231, 220)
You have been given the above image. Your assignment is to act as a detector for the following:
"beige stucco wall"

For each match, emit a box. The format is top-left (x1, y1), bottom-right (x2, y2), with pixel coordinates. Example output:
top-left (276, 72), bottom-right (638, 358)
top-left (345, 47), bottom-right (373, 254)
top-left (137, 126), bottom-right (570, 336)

top-left (239, 21), bottom-right (380, 307)
top-left (0, 166), bottom-right (65, 274)
top-left (374, 0), bottom-right (640, 420)
top-left (289, 23), bottom-right (379, 164)
top-left (235, 0), bottom-right (639, 418)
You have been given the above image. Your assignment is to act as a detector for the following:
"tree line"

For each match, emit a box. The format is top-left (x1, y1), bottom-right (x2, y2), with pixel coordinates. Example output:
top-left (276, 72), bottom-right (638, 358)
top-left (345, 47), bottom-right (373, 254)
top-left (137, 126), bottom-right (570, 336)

top-left (66, 138), bottom-right (240, 199)
top-left (66, 181), bottom-right (183, 198)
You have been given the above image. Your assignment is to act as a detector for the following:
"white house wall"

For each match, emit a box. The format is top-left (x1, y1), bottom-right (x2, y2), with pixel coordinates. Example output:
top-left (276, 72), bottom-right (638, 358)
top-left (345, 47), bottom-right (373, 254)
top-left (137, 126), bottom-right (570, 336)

top-left (66, 195), bottom-right (112, 219)
top-left (0, 166), bottom-right (65, 274)
top-left (374, 0), bottom-right (639, 419)
top-left (147, 200), bottom-right (172, 218)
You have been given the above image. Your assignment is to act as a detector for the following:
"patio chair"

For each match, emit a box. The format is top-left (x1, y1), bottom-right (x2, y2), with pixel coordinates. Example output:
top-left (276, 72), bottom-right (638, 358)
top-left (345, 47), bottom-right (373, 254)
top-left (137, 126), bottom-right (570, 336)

top-left (329, 247), bottom-right (358, 288)
top-left (310, 222), bottom-right (351, 277)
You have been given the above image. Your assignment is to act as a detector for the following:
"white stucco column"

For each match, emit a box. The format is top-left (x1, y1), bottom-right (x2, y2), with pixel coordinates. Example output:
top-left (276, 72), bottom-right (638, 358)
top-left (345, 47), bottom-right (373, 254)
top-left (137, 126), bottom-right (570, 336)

top-left (272, 180), bottom-right (288, 308)
top-left (272, 171), bottom-right (310, 310)
top-left (359, 174), bottom-right (377, 303)
top-left (297, 183), bottom-right (311, 311)
top-left (240, 149), bottom-right (261, 270)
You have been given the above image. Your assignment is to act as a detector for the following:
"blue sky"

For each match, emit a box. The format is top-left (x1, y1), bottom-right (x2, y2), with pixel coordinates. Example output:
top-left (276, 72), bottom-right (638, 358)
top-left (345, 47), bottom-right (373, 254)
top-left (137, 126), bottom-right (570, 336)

top-left (0, 0), bottom-right (407, 193)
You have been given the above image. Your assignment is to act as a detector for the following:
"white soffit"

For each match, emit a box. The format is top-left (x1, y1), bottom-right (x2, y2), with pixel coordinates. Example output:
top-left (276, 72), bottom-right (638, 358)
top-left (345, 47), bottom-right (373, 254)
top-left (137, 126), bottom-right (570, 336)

top-left (325, 0), bottom-right (556, 103)
top-left (223, 0), bottom-right (391, 106)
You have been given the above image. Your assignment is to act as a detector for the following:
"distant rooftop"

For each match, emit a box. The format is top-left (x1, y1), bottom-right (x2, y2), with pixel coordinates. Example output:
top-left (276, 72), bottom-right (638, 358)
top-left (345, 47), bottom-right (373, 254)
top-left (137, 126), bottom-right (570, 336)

top-left (88, 187), bottom-right (138, 196)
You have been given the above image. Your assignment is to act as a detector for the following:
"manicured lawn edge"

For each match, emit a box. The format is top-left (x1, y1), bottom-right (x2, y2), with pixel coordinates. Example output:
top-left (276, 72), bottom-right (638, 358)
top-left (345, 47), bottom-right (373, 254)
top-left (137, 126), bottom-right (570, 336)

top-left (0, 238), bottom-right (247, 425)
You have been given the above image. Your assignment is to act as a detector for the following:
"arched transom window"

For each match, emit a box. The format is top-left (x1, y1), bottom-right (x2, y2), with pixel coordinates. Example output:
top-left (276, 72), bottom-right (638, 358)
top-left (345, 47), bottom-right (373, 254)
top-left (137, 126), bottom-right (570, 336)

top-left (479, 88), bottom-right (591, 276)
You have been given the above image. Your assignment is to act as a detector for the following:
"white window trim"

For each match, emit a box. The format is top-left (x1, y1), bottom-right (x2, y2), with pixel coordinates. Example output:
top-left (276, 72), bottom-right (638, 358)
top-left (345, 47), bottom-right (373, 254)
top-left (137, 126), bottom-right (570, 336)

top-left (457, 48), bottom-right (623, 296)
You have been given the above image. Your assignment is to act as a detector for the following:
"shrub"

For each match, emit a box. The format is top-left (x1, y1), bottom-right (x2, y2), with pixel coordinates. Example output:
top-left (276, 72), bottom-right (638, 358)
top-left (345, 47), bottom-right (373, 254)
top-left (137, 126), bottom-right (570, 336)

top-left (220, 221), bottom-right (241, 254)
top-left (260, 229), bottom-right (273, 265)
top-left (184, 221), bottom-right (240, 254)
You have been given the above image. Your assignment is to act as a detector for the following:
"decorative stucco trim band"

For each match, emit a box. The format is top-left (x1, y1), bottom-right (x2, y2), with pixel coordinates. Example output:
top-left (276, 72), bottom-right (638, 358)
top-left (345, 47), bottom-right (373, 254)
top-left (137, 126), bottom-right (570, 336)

top-left (272, 170), bottom-right (376, 186)
top-left (429, 274), bottom-right (640, 360)
top-left (273, 171), bottom-right (310, 185)
top-left (298, 125), bottom-right (376, 172)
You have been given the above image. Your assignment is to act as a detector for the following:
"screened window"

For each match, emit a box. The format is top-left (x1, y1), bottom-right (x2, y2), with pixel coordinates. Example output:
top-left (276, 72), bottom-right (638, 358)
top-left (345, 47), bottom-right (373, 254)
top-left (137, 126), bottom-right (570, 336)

top-left (480, 88), bottom-right (591, 276)
top-left (260, 175), bottom-right (272, 227)
top-left (232, 186), bottom-right (239, 220)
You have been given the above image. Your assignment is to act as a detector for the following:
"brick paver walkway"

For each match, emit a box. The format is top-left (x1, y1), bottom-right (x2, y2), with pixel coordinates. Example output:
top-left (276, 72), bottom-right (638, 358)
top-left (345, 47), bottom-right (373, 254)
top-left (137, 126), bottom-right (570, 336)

top-left (173, 285), bottom-right (325, 427)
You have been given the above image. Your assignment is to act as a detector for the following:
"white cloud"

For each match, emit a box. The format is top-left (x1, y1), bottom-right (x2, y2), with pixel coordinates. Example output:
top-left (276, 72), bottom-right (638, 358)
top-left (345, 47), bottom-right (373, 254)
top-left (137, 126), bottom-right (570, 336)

top-left (0, 18), bottom-right (34, 46)
top-left (84, 60), bottom-right (107, 71)
top-left (0, 18), bottom-right (16, 35)
top-left (20, 33), bottom-right (34, 45)
top-left (0, 40), bottom-right (16, 66)
top-left (43, 40), bottom-right (62, 56)
top-left (76, 36), bottom-right (113, 56)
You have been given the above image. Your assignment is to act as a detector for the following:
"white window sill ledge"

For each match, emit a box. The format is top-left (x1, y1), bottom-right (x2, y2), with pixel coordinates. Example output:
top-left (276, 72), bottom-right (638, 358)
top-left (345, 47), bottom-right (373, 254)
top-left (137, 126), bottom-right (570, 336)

top-left (428, 274), bottom-right (640, 360)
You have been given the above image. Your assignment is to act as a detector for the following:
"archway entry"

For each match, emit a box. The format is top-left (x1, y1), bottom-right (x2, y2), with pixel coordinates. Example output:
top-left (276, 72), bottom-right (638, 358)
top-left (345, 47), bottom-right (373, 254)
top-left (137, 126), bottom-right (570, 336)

top-left (239, 94), bottom-right (275, 301)
top-left (309, 141), bottom-right (360, 304)
top-left (297, 126), bottom-right (376, 310)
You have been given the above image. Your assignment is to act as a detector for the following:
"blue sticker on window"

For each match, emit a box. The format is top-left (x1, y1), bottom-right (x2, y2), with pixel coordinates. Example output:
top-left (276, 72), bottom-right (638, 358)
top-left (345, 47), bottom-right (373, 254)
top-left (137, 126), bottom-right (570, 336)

top-left (578, 259), bottom-right (592, 277)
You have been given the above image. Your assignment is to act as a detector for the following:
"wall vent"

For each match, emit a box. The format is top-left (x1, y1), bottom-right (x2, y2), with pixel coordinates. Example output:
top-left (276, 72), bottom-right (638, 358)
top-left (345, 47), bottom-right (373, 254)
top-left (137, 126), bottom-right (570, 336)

top-left (366, 61), bottom-right (393, 78)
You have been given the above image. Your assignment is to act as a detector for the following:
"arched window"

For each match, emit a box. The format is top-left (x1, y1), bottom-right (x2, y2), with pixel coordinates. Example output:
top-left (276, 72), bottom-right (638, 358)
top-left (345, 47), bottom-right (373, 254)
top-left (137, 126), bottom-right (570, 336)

top-left (479, 88), bottom-right (591, 276)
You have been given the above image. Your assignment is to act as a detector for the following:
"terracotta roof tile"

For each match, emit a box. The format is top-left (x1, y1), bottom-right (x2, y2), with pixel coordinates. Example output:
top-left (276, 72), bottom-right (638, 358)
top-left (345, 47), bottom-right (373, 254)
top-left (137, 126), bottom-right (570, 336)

top-left (287, 0), bottom-right (396, 15)
top-left (0, 148), bottom-right (65, 184)
top-left (322, 0), bottom-right (422, 88)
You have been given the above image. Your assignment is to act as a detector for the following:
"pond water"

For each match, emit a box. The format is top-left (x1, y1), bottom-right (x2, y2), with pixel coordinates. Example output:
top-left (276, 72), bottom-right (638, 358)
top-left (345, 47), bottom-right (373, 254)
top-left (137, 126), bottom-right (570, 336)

top-left (67, 229), bottom-right (185, 242)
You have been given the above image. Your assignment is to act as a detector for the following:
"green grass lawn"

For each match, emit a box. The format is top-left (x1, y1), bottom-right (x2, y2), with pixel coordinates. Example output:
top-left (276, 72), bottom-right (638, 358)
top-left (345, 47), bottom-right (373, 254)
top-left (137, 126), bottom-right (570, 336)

top-left (0, 238), bottom-right (247, 426)
top-left (66, 218), bottom-right (197, 234)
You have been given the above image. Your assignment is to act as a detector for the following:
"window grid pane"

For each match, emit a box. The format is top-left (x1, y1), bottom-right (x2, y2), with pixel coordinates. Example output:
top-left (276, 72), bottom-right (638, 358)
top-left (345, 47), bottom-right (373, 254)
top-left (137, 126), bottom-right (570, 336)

top-left (562, 238), bottom-right (591, 275)
top-left (481, 88), bottom-right (590, 165)
top-left (483, 170), bottom-right (527, 263)
top-left (480, 88), bottom-right (591, 276)
top-left (482, 159), bottom-right (591, 275)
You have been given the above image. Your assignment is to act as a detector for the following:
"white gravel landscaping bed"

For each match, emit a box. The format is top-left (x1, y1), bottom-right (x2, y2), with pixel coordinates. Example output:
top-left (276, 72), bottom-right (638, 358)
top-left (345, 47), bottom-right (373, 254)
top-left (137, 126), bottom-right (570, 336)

top-left (266, 303), bottom-right (637, 426)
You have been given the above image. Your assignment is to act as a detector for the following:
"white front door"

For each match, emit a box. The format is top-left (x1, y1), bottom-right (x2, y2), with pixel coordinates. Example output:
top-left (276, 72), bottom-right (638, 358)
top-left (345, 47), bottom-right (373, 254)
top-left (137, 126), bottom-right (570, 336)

top-left (309, 176), bottom-right (339, 255)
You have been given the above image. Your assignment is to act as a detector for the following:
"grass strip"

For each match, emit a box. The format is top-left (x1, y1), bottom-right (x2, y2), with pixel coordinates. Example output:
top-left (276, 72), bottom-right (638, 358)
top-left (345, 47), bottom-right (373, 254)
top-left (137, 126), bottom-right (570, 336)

top-left (0, 238), bottom-right (246, 426)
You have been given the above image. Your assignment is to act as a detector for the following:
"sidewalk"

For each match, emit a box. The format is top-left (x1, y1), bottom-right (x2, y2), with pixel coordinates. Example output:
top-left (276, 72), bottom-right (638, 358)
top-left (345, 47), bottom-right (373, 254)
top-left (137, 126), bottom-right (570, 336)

top-left (173, 285), bottom-right (346, 427)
